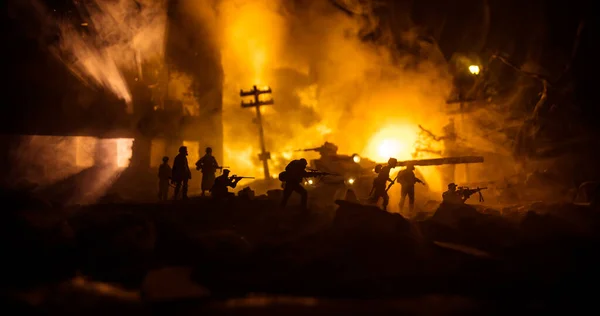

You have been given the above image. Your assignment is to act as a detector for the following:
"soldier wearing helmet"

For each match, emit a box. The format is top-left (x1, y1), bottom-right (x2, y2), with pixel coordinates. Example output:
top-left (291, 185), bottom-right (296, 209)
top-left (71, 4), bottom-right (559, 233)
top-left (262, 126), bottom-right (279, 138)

top-left (442, 182), bottom-right (466, 204)
top-left (396, 164), bottom-right (425, 213)
top-left (195, 146), bottom-right (220, 196)
top-left (368, 158), bottom-right (397, 211)
top-left (280, 158), bottom-right (311, 210)
top-left (172, 146), bottom-right (191, 200)
top-left (157, 156), bottom-right (172, 201)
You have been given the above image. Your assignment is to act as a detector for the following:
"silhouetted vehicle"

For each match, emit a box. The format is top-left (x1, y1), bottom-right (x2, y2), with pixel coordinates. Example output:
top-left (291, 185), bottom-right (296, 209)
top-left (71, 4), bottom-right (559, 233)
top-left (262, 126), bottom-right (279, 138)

top-left (295, 143), bottom-right (376, 199)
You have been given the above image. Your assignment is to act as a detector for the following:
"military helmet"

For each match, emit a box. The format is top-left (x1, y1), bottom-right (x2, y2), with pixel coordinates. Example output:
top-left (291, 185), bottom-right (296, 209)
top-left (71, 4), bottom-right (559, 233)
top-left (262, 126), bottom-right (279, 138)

top-left (206, 147), bottom-right (212, 153)
top-left (223, 169), bottom-right (230, 174)
top-left (299, 158), bottom-right (308, 166)
top-left (448, 183), bottom-right (457, 189)
top-left (388, 158), bottom-right (398, 166)
top-left (179, 146), bottom-right (187, 153)
top-left (374, 164), bottom-right (382, 173)
top-left (406, 164), bottom-right (415, 171)
top-left (162, 156), bottom-right (169, 162)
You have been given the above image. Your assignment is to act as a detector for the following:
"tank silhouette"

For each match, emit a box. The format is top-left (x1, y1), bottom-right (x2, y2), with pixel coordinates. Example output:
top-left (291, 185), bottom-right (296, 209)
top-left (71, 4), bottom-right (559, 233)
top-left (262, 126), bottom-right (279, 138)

top-left (294, 142), bottom-right (377, 199)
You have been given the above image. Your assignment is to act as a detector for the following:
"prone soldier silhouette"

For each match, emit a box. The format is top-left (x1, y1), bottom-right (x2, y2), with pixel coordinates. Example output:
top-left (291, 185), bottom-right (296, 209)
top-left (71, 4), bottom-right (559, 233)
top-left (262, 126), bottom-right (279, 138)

top-left (442, 183), bottom-right (487, 205)
top-left (210, 169), bottom-right (242, 200)
top-left (157, 156), bottom-right (171, 201)
top-left (195, 147), bottom-right (220, 196)
top-left (172, 146), bottom-right (191, 200)
top-left (396, 164), bottom-right (425, 212)
top-left (368, 158), bottom-right (397, 211)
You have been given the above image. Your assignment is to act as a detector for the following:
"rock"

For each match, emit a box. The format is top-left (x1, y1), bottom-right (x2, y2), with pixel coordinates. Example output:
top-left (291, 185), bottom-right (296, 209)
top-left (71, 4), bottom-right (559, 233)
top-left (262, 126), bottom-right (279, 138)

top-left (333, 200), bottom-right (411, 235)
top-left (141, 267), bottom-right (210, 302)
top-left (267, 189), bottom-right (283, 200)
top-left (344, 189), bottom-right (359, 203)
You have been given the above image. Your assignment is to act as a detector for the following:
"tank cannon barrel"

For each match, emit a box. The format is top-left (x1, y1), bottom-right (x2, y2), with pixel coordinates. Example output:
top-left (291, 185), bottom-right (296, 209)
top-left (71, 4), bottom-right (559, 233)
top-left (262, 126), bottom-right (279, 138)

top-left (376, 156), bottom-right (484, 167)
top-left (294, 147), bottom-right (323, 152)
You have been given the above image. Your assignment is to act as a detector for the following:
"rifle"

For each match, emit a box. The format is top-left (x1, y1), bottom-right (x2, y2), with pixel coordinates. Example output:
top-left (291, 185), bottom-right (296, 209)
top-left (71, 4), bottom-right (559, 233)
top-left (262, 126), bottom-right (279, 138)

top-left (306, 171), bottom-right (340, 178)
top-left (457, 186), bottom-right (488, 202)
top-left (230, 175), bottom-right (255, 181)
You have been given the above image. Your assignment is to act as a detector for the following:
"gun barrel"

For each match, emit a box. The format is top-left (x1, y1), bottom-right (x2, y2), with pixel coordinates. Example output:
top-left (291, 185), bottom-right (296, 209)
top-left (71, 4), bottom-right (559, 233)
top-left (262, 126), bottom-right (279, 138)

top-left (377, 156), bottom-right (485, 167)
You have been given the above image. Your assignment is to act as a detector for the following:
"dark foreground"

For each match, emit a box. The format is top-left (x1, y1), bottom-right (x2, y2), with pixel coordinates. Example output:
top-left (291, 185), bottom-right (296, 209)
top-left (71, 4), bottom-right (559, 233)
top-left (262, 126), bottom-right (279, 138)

top-left (2, 189), bottom-right (600, 315)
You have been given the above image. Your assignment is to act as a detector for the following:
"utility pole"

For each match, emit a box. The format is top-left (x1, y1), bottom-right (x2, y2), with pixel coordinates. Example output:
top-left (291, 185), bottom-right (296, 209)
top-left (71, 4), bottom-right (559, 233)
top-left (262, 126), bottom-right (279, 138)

top-left (240, 85), bottom-right (274, 180)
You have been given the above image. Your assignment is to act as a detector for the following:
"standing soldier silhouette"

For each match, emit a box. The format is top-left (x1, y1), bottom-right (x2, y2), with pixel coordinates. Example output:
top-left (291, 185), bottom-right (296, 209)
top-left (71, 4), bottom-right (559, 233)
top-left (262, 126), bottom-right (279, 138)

top-left (195, 147), bottom-right (219, 196)
top-left (280, 158), bottom-right (311, 210)
top-left (368, 158), bottom-right (397, 211)
top-left (157, 156), bottom-right (171, 201)
top-left (172, 146), bottom-right (191, 200)
top-left (396, 164), bottom-right (425, 213)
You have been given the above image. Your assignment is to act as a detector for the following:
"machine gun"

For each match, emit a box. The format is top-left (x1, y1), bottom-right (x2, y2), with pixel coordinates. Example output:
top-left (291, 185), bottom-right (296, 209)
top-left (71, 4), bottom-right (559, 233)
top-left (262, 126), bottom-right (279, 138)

top-left (456, 186), bottom-right (488, 202)
top-left (306, 170), bottom-right (340, 178)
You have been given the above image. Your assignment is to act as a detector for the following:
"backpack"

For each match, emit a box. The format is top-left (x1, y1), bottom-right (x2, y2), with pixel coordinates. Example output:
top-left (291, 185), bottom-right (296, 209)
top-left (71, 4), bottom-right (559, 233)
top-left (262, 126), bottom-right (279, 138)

top-left (278, 171), bottom-right (287, 182)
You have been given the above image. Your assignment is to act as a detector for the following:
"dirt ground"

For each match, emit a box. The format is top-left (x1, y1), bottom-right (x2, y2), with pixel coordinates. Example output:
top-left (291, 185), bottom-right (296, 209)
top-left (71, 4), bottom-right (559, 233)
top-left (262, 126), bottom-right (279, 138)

top-left (2, 186), bottom-right (600, 315)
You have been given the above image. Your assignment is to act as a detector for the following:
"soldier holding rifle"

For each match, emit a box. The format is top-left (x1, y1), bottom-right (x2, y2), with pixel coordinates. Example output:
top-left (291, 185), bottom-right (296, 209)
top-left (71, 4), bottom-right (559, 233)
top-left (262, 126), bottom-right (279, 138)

top-left (211, 169), bottom-right (254, 200)
top-left (279, 158), bottom-right (338, 210)
top-left (195, 147), bottom-right (227, 196)
top-left (442, 183), bottom-right (487, 205)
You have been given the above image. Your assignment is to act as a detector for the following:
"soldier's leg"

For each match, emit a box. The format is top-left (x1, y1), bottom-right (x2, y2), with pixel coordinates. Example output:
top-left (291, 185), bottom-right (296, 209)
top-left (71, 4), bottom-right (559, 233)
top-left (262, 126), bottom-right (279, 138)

top-left (182, 179), bottom-right (189, 199)
top-left (408, 188), bottom-right (415, 211)
top-left (163, 183), bottom-right (170, 201)
top-left (399, 189), bottom-right (407, 211)
top-left (158, 182), bottom-right (166, 201)
top-left (280, 184), bottom-right (293, 208)
top-left (173, 181), bottom-right (181, 200)
top-left (382, 192), bottom-right (389, 211)
top-left (294, 184), bottom-right (308, 209)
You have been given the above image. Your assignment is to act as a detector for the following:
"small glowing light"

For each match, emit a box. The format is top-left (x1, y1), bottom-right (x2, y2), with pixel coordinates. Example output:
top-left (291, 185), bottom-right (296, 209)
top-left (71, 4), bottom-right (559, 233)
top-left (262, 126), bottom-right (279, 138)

top-left (348, 178), bottom-right (355, 185)
top-left (308, 179), bottom-right (314, 185)
top-left (468, 65), bottom-right (480, 75)
top-left (352, 154), bottom-right (361, 163)
top-left (261, 86), bottom-right (271, 91)
top-left (81, 22), bottom-right (89, 26)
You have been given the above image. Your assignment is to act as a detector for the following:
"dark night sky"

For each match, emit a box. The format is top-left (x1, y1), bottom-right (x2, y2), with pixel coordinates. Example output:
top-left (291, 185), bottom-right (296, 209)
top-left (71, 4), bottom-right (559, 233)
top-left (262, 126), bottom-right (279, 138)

top-left (1, 0), bottom-right (598, 134)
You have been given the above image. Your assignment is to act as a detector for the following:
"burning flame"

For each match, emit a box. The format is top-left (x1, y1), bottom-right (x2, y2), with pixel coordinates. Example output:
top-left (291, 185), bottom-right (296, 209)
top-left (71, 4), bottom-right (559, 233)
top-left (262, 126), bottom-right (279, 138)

top-left (365, 124), bottom-right (419, 162)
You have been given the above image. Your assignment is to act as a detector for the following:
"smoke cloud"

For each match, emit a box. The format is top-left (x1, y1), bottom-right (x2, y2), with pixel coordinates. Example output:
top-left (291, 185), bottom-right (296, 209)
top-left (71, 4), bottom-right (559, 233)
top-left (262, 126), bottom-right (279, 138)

top-left (51, 0), bottom-right (167, 112)
top-left (39, 0), bottom-right (527, 201)
top-left (178, 0), bottom-right (455, 193)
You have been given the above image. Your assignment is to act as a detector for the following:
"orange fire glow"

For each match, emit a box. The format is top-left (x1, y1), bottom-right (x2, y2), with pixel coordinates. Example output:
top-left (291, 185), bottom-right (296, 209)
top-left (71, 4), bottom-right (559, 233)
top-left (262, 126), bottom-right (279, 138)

top-left (364, 124), bottom-right (419, 162)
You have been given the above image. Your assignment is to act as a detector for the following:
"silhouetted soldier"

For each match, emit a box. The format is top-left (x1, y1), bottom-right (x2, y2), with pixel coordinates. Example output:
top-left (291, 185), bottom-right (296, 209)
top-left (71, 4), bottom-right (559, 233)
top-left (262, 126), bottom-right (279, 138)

top-left (442, 183), bottom-right (467, 205)
top-left (280, 158), bottom-right (311, 210)
top-left (397, 164), bottom-right (424, 212)
top-left (368, 158), bottom-right (397, 211)
top-left (172, 146), bottom-right (191, 200)
top-left (195, 147), bottom-right (219, 196)
top-left (158, 156), bottom-right (171, 201)
top-left (369, 164), bottom-right (383, 197)
top-left (211, 169), bottom-right (241, 200)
